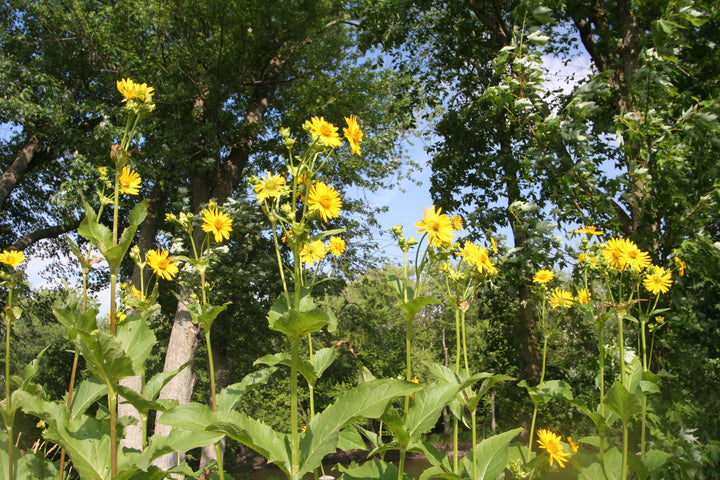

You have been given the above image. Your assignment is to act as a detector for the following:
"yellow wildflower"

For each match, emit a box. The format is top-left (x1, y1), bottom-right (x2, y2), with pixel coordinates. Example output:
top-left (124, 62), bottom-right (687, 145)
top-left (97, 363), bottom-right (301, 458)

top-left (300, 240), bottom-right (326, 265)
top-left (549, 288), bottom-right (574, 309)
top-left (532, 269), bottom-right (554, 284)
top-left (0, 249), bottom-right (25, 268)
top-left (414, 206), bottom-right (455, 247)
top-left (643, 266), bottom-right (672, 295)
top-left (576, 288), bottom-right (591, 304)
top-left (307, 181), bottom-right (342, 222)
top-left (254, 172), bottom-right (287, 203)
top-left (537, 429), bottom-right (570, 468)
top-left (146, 249), bottom-right (179, 281)
top-left (117, 78), bottom-right (137, 101)
top-left (575, 225), bottom-right (604, 236)
top-left (201, 207), bottom-right (233, 243)
top-left (327, 236), bottom-right (346, 256)
top-left (674, 257), bottom-right (686, 276)
top-left (119, 167), bottom-right (142, 195)
top-left (451, 215), bottom-right (463, 231)
top-left (308, 116), bottom-right (342, 148)
top-left (567, 436), bottom-right (579, 453)
top-left (490, 237), bottom-right (498, 254)
top-left (343, 115), bottom-right (363, 155)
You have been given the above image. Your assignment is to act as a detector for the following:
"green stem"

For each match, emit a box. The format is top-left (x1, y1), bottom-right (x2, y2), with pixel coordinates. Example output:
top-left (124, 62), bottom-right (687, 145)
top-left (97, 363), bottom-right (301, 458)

top-left (108, 387), bottom-right (118, 477)
top-left (5, 299), bottom-right (13, 480)
top-left (640, 319), bottom-right (648, 461)
top-left (397, 447), bottom-right (407, 480)
top-left (471, 410), bottom-right (478, 480)
top-left (308, 333), bottom-right (315, 420)
top-left (452, 416), bottom-right (459, 474)
top-left (617, 310), bottom-right (626, 388)
top-left (404, 310), bottom-right (413, 418)
top-left (621, 420), bottom-right (629, 480)
top-left (528, 311), bottom-right (549, 453)
top-left (205, 329), bottom-right (225, 480)
top-left (290, 337), bottom-right (301, 480)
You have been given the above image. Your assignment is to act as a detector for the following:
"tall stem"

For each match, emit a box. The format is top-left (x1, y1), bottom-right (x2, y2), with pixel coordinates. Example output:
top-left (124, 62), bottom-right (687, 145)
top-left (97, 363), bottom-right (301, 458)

top-left (205, 329), bottom-right (225, 480)
top-left (5, 300), bottom-right (13, 480)
top-left (108, 387), bottom-right (118, 477)
top-left (290, 337), bottom-right (301, 480)
top-left (308, 333), bottom-right (315, 420)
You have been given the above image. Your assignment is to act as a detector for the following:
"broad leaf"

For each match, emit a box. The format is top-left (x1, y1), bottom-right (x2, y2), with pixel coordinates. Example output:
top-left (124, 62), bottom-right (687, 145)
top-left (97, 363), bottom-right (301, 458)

top-left (115, 313), bottom-right (156, 374)
top-left (462, 427), bottom-right (523, 480)
top-left (405, 383), bottom-right (460, 439)
top-left (337, 426), bottom-right (368, 451)
top-left (398, 296), bottom-right (440, 319)
top-left (216, 366), bottom-right (277, 412)
top-left (299, 379), bottom-right (421, 477)
top-left (101, 199), bottom-right (149, 273)
top-left (132, 429), bottom-right (224, 471)
top-left (604, 381), bottom-right (642, 422)
top-left (255, 353), bottom-right (316, 385)
top-left (267, 292), bottom-right (328, 338)
top-left (76, 331), bottom-right (135, 386)
top-left (144, 360), bottom-right (194, 401)
top-left (338, 459), bottom-right (412, 480)
top-left (312, 346), bottom-right (338, 379)
top-left (53, 306), bottom-right (99, 336)
top-left (69, 377), bottom-right (108, 420)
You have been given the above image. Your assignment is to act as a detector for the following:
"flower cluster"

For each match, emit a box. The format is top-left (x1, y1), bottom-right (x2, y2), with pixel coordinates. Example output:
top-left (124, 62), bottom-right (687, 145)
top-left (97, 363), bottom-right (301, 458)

top-left (117, 78), bottom-right (155, 116)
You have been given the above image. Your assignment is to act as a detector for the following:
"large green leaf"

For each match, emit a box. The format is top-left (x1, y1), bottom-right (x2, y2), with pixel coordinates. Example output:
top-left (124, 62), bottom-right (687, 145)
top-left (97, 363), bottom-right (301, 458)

top-left (405, 382), bottom-right (460, 439)
top-left (157, 402), bottom-right (217, 432)
top-left (69, 377), bottom-right (108, 420)
top-left (0, 439), bottom-right (59, 480)
top-left (338, 459), bottom-right (412, 480)
top-left (76, 331), bottom-right (135, 386)
top-left (207, 410), bottom-right (291, 476)
top-left (116, 385), bottom-right (168, 415)
top-left (397, 296), bottom-right (440, 318)
top-left (312, 346), bottom-right (339, 379)
top-left (299, 379), bottom-right (421, 477)
top-left (78, 199), bottom-right (113, 253)
top-left (53, 306), bottom-right (99, 336)
top-left (144, 360), bottom-right (194, 401)
top-left (462, 427), bottom-right (523, 480)
top-left (216, 366), bottom-right (277, 412)
top-left (518, 379), bottom-right (574, 406)
top-left (255, 352), bottom-right (316, 385)
top-left (186, 301), bottom-right (229, 331)
top-left (115, 312), bottom-right (156, 374)
top-left (101, 199), bottom-right (149, 273)
top-left (267, 292), bottom-right (328, 338)
top-left (604, 381), bottom-right (642, 422)
top-left (132, 429), bottom-right (224, 471)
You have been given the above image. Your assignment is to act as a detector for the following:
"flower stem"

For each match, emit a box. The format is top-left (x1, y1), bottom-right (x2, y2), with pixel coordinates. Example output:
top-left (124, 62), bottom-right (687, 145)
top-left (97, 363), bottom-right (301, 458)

top-left (108, 386), bottom-right (118, 477)
top-left (4, 296), bottom-right (14, 480)
top-left (290, 337), bottom-right (301, 480)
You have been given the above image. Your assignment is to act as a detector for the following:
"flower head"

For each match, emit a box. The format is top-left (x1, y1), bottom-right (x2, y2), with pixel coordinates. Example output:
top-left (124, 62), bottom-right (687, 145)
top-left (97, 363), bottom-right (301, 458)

top-left (327, 236), bottom-right (346, 256)
top-left (0, 250), bottom-right (25, 268)
top-left (343, 115), bottom-right (363, 155)
top-left (117, 78), bottom-right (137, 101)
top-left (549, 288), bottom-right (574, 309)
top-left (300, 240), bottom-right (326, 265)
top-left (490, 237), bottom-right (498, 254)
top-left (533, 269), bottom-right (554, 284)
top-left (116, 78), bottom-right (155, 106)
top-left (603, 237), bottom-right (628, 269)
top-left (643, 266), bottom-right (672, 295)
top-left (567, 436), bottom-right (579, 453)
top-left (548, 288), bottom-right (573, 308)
top-left (307, 181), bottom-right (342, 222)
top-left (575, 225), bottom-right (604, 236)
top-left (414, 206), bottom-right (455, 247)
top-left (576, 288), bottom-right (591, 304)
top-left (201, 207), bottom-right (233, 243)
top-left (308, 116), bottom-right (342, 148)
top-left (674, 257), bottom-right (686, 276)
top-left (622, 240), bottom-right (651, 272)
top-left (537, 429), bottom-right (570, 468)
top-left (254, 172), bottom-right (287, 203)
top-left (119, 167), bottom-right (142, 195)
top-left (451, 215), bottom-right (463, 231)
top-left (146, 249), bottom-right (179, 281)
top-left (460, 242), bottom-right (496, 275)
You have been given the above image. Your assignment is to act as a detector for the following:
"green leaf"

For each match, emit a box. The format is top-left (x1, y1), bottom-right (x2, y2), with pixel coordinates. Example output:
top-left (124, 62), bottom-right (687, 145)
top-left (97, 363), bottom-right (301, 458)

top-left (337, 459), bottom-right (411, 480)
top-left (116, 385), bottom-right (168, 415)
top-left (101, 199), bottom-right (149, 273)
top-left (397, 296), bottom-right (440, 319)
top-left (186, 301), bottom-right (229, 331)
top-left (76, 331), bottom-right (135, 386)
top-left (405, 383), bottom-right (460, 439)
top-left (254, 353), bottom-right (316, 385)
top-left (132, 429), bottom-right (224, 471)
top-left (144, 360), bottom-right (194, 401)
top-left (157, 402), bottom-right (217, 432)
top-left (115, 313), bottom-right (156, 375)
top-left (604, 381), bottom-right (642, 422)
top-left (462, 427), bottom-right (523, 480)
top-left (299, 379), bottom-right (421, 477)
top-left (518, 379), bottom-right (573, 406)
top-left (78, 200), bottom-right (113, 253)
top-left (312, 346), bottom-right (338, 379)
top-left (69, 377), bottom-right (108, 420)
top-left (216, 367), bottom-right (277, 412)
top-left (207, 410), bottom-right (291, 476)
top-left (267, 292), bottom-right (329, 338)
top-left (53, 306), bottom-right (99, 336)
top-left (337, 425), bottom-right (368, 451)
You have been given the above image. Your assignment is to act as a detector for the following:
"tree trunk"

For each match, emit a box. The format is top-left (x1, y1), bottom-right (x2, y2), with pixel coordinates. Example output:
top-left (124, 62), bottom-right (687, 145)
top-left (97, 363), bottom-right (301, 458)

top-left (153, 293), bottom-right (201, 471)
top-left (0, 136), bottom-right (39, 208)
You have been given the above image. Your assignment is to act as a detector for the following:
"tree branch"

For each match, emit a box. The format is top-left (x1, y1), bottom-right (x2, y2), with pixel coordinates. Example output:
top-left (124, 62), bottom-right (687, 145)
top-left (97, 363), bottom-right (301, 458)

top-left (6, 219), bottom-right (82, 251)
top-left (0, 136), bottom-right (39, 208)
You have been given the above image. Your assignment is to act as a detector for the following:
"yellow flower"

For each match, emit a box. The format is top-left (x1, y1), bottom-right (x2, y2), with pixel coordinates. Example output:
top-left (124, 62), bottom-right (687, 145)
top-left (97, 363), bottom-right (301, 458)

top-left (490, 237), bottom-right (498, 254)
top-left (146, 249), bottom-right (179, 281)
top-left (451, 215), bottom-right (463, 231)
top-left (36, 420), bottom-right (46, 429)
top-left (643, 266), bottom-right (672, 295)
top-left (603, 237), bottom-right (628, 269)
top-left (575, 225), bottom-right (604, 236)
top-left (133, 82), bottom-right (154, 103)
top-left (301, 425), bottom-right (307, 433)
top-left (414, 206), bottom-right (455, 247)
top-left (307, 181), bottom-right (342, 222)
top-left (201, 207), bottom-right (233, 243)
top-left (549, 288), bottom-right (574, 309)
top-left (537, 429), bottom-right (570, 468)
top-left (116, 311), bottom-right (127, 324)
top-left (460, 242), bottom-right (496, 275)
top-left (343, 115), bottom-right (363, 155)
top-left (130, 285), bottom-right (144, 300)
top-left (117, 78), bottom-right (137, 101)
top-left (576, 288), bottom-right (591, 304)
top-left (300, 240), bottom-right (326, 265)
top-left (308, 116), bottom-right (342, 148)
top-left (674, 257), bottom-right (686, 276)
top-left (0, 249), bottom-right (25, 268)
top-left (409, 376), bottom-right (419, 384)
top-left (567, 436), bottom-right (579, 453)
top-left (656, 316), bottom-right (665, 324)
top-left (622, 240), bottom-right (651, 272)
top-left (327, 236), bottom-right (346, 256)
top-left (254, 171), bottom-right (287, 203)
top-left (119, 167), bottom-right (142, 195)
top-left (533, 269), bottom-right (554, 284)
